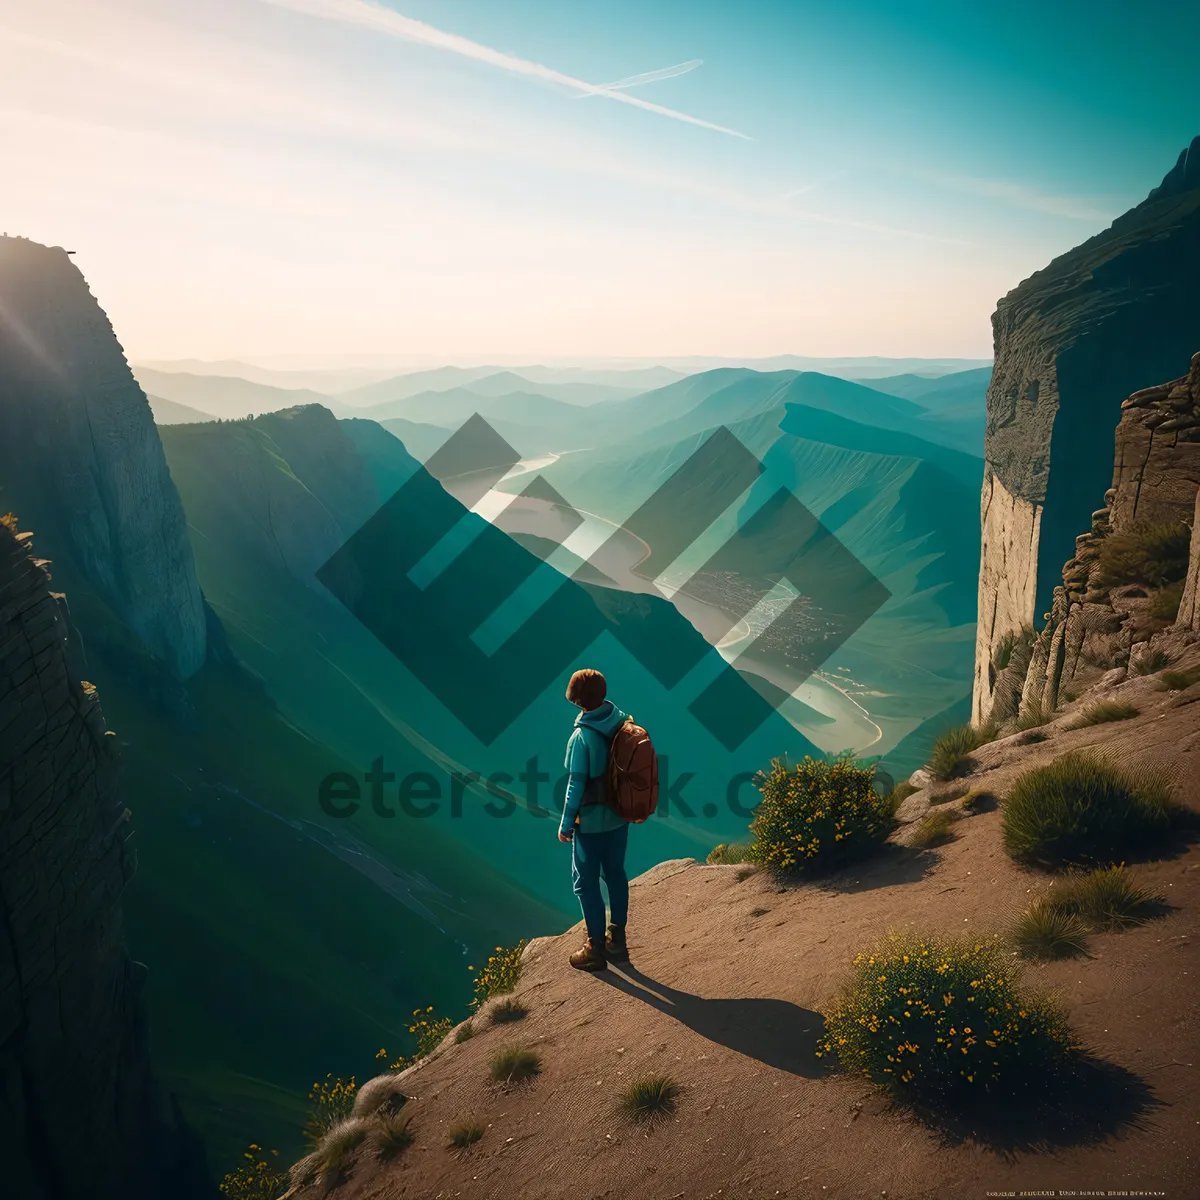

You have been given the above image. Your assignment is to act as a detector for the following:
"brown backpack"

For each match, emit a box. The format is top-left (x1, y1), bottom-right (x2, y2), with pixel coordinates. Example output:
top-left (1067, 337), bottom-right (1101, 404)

top-left (604, 719), bottom-right (659, 823)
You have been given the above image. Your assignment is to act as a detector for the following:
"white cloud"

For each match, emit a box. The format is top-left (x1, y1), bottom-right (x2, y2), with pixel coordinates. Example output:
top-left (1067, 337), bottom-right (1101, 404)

top-left (260, 0), bottom-right (750, 139)
top-left (578, 59), bottom-right (704, 98)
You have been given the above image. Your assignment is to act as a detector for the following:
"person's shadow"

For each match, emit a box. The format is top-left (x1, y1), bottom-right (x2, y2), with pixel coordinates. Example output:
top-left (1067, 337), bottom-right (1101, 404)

top-left (598, 963), bottom-right (828, 1078)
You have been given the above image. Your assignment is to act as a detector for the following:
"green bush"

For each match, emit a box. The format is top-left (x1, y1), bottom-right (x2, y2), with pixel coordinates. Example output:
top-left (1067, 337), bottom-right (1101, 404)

top-left (928, 724), bottom-right (991, 780)
top-left (706, 841), bottom-right (752, 865)
top-left (819, 933), bottom-right (1076, 1104)
top-left (1011, 900), bottom-right (1090, 961)
top-left (747, 756), bottom-right (893, 876)
top-left (617, 1075), bottom-right (681, 1125)
top-left (1048, 865), bottom-right (1164, 931)
top-left (1002, 753), bottom-right (1174, 867)
top-left (489, 1045), bottom-right (541, 1084)
top-left (1096, 520), bottom-right (1192, 588)
top-left (910, 810), bottom-right (960, 848)
top-left (1067, 700), bottom-right (1139, 728)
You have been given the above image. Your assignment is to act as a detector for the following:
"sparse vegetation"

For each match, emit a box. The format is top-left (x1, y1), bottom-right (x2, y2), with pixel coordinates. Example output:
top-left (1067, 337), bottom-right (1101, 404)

top-left (371, 1110), bottom-right (415, 1162)
top-left (1067, 700), bottom-right (1139, 729)
top-left (378, 1007), bottom-right (454, 1071)
top-left (617, 1075), bottom-right (682, 1125)
top-left (491, 997), bottom-right (527, 1024)
top-left (489, 1045), bottom-right (541, 1085)
top-left (455, 1023), bottom-right (476, 1044)
top-left (910, 810), bottom-right (960, 848)
top-left (304, 1074), bottom-right (357, 1144)
top-left (706, 841), bottom-right (752, 865)
top-left (1150, 580), bottom-right (1185, 621)
top-left (1162, 665), bottom-right (1200, 691)
top-left (1011, 900), bottom-right (1090, 961)
top-left (1048, 865), bottom-right (1165, 931)
top-left (470, 941), bottom-right (528, 1009)
top-left (891, 781), bottom-right (920, 804)
top-left (1096, 520), bottom-right (1192, 589)
top-left (1014, 703), bottom-right (1050, 732)
top-left (1132, 650), bottom-right (1170, 676)
top-left (819, 933), bottom-right (1076, 1105)
top-left (218, 1146), bottom-right (286, 1199)
top-left (446, 1120), bottom-right (485, 1151)
top-left (747, 756), bottom-right (894, 877)
top-left (1002, 753), bottom-right (1175, 867)
top-left (993, 627), bottom-right (1034, 673)
top-left (314, 1119), bottom-right (369, 1187)
top-left (928, 723), bottom-right (993, 780)
top-left (960, 789), bottom-right (996, 814)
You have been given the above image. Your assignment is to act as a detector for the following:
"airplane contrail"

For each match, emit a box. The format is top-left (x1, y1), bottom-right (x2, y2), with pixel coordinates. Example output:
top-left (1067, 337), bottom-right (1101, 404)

top-left (575, 59), bottom-right (704, 98)
top-left (262, 1), bottom-right (749, 139)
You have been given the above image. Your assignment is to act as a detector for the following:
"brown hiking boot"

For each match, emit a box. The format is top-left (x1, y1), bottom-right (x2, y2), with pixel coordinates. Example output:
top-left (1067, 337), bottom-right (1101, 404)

top-left (568, 938), bottom-right (607, 972)
top-left (605, 924), bottom-right (629, 961)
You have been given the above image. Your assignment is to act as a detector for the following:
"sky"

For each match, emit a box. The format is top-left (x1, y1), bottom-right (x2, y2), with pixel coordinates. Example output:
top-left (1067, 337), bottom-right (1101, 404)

top-left (0, 0), bottom-right (1195, 363)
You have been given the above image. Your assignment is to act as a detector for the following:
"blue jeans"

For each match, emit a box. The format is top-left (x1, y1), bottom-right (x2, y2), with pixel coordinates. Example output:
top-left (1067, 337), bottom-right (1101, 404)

top-left (571, 823), bottom-right (629, 942)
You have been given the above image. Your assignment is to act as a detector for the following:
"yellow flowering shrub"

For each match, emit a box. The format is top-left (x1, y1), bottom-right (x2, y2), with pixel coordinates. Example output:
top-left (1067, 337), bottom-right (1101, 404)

top-left (303, 1075), bottom-right (358, 1144)
top-left (219, 1145), bottom-right (286, 1199)
top-left (377, 1006), bottom-right (454, 1071)
top-left (748, 756), bottom-right (892, 876)
top-left (469, 940), bottom-right (528, 1009)
top-left (819, 933), bottom-right (1076, 1104)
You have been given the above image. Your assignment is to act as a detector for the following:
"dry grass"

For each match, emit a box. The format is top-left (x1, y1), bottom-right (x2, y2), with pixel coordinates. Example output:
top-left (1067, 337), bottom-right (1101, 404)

top-left (489, 1045), bottom-right (541, 1085)
top-left (1067, 700), bottom-right (1139, 729)
top-left (1011, 899), bottom-right (1090, 960)
top-left (617, 1075), bottom-right (682, 1125)
top-left (446, 1119), bottom-right (485, 1152)
top-left (371, 1110), bottom-right (414, 1162)
top-left (910, 810), bottom-right (960, 848)
top-left (491, 997), bottom-right (527, 1024)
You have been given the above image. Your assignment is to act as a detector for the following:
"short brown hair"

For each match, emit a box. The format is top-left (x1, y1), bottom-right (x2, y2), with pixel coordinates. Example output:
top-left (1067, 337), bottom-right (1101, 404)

top-left (566, 668), bottom-right (606, 710)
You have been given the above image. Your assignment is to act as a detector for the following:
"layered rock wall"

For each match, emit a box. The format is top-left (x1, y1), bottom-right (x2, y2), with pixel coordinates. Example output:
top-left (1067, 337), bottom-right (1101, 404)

top-left (973, 136), bottom-right (1200, 722)
top-left (0, 236), bottom-right (207, 678)
top-left (1019, 356), bottom-right (1200, 716)
top-left (0, 521), bottom-right (212, 1198)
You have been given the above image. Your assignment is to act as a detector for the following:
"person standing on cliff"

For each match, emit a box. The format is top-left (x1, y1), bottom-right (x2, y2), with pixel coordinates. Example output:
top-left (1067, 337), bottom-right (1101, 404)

top-left (558, 668), bottom-right (631, 972)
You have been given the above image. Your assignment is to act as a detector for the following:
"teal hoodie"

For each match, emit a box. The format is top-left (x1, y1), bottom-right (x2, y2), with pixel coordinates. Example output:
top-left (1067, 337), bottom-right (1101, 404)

top-left (559, 700), bottom-right (629, 836)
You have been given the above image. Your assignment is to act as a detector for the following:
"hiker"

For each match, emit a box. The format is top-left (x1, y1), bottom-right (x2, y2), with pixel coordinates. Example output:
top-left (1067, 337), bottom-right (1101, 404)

top-left (558, 668), bottom-right (632, 972)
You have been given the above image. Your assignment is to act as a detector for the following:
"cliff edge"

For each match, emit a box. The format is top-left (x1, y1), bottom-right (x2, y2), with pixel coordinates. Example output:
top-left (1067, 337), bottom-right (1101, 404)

top-left (0, 520), bottom-right (213, 1199)
top-left (974, 136), bottom-right (1200, 722)
top-left (0, 236), bottom-right (207, 679)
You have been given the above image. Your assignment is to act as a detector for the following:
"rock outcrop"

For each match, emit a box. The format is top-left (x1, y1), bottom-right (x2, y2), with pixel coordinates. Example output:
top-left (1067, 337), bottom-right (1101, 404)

top-left (973, 136), bottom-right (1200, 722)
top-left (0, 520), bottom-right (213, 1199)
top-left (0, 236), bottom-right (207, 679)
top-left (1012, 355), bottom-right (1200, 719)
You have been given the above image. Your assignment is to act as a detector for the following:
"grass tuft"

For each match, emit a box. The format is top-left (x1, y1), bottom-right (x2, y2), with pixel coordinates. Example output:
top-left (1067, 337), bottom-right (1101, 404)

top-left (1096, 520), bottom-right (1191, 589)
top-left (446, 1119), bottom-right (485, 1152)
top-left (910, 810), bottom-right (960, 848)
top-left (928, 724), bottom-right (991, 780)
top-left (706, 841), bottom-right (752, 865)
top-left (1067, 700), bottom-right (1139, 729)
top-left (1161, 665), bottom-right (1200, 691)
top-left (454, 1023), bottom-right (475, 1044)
top-left (1150, 580), bottom-right (1185, 621)
top-left (1001, 753), bottom-right (1175, 867)
top-left (1011, 900), bottom-right (1090, 960)
top-left (489, 1045), bottom-right (541, 1085)
top-left (1048, 865), bottom-right (1165, 931)
top-left (371, 1110), bottom-right (414, 1162)
top-left (617, 1075), bottom-right (682, 1125)
top-left (314, 1119), bottom-right (368, 1185)
top-left (1014, 704), bottom-right (1051, 732)
top-left (490, 998), bottom-right (527, 1024)
top-left (1132, 650), bottom-right (1170, 676)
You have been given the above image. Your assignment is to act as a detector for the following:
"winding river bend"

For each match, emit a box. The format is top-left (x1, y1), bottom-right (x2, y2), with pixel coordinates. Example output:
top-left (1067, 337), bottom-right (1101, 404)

top-left (470, 453), bottom-right (883, 755)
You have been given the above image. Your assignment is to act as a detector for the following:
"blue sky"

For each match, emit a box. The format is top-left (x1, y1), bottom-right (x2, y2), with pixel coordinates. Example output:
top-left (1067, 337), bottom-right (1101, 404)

top-left (1, 0), bottom-right (1194, 361)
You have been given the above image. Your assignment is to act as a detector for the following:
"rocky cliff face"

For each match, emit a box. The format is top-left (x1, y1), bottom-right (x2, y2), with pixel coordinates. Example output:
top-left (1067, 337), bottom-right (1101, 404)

top-left (0, 236), bottom-right (207, 679)
top-left (0, 520), bottom-right (212, 1199)
top-left (974, 137), bottom-right (1200, 722)
top-left (1011, 355), bottom-right (1200, 718)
